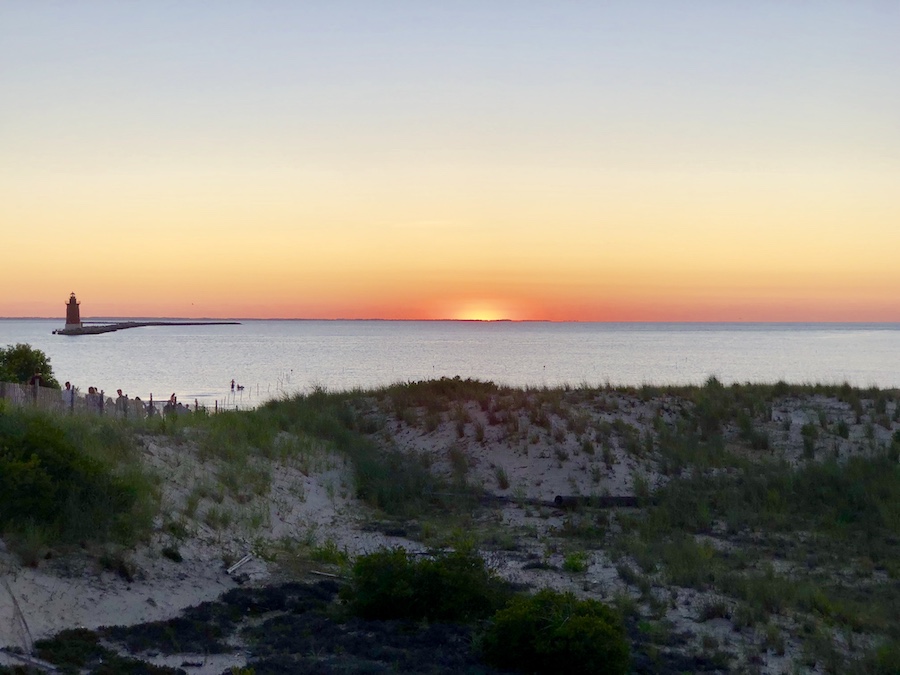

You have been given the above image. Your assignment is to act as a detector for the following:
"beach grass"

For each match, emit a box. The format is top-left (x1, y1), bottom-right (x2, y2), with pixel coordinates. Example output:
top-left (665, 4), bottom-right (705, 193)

top-left (3, 377), bottom-right (900, 671)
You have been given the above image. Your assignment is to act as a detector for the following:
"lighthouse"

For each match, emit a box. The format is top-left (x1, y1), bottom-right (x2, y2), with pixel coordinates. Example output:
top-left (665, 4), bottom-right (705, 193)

top-left (65, 293), bottom-right (82, 330)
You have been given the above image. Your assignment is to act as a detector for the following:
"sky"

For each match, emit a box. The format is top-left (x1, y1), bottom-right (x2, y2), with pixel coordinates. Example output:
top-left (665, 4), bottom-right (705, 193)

top-left (1, 1), bottom-right (898, 321)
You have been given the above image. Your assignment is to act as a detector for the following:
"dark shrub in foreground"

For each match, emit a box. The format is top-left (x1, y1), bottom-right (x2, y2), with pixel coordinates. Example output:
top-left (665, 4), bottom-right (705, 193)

top-left (0, 409), bottom-right (144, 544)
top-left (33, 627), bottom-right (179, 674)
top-left (480, 588), bottom-right (629, 675)
top-left (341, 546), bottom-right (512, 622)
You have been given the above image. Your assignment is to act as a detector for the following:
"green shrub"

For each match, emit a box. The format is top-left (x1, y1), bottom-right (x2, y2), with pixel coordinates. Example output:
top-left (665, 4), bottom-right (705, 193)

top-left (0, 343), bottom-right (61, 388)
top-left (34, 628), bottom-right (106, 669)
top-left (562, 550), bottom-right (589, 573)
top-left (341, 547), bottom-right (416, 620)
top-left (861, 638), bottom-right (900, 674)
top-left (480, 588), bottom-right (629, 675)
top-left (0, 410), bottom-right (150, 545)
top-left (738, 412), bottom-right (769, 450)
top-left (34, 627), bottom-right (178, 673)
top-left (415, 547), bottom-right (511, 621)
top-left (341, 546), bottom-right (511, 622)
top-left (659, 533), bottom-right (717, 589)
top-left (692, 376), bottom-right (730, 441)
top-left (310, 539), bottom-right (349, 566)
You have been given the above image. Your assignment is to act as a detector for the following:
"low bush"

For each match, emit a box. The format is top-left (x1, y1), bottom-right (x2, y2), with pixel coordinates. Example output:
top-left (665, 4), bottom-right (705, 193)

top-left (0, 409), bottom-right (152, 546)
top-left (562, 550), bottom-right (589, 573)
top-left (860, 638), bottom-right (900, 674)
top-left (738, 412), bottom-right (770, 450)
top-left (341, 546), bottom-right (512, 622)
top-left (480, 588), bottom-right (629, 675)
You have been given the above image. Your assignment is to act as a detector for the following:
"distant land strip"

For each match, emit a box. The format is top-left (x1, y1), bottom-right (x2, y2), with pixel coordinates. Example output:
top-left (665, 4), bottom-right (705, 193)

top-left (54, 321), bottom-right (240, 336)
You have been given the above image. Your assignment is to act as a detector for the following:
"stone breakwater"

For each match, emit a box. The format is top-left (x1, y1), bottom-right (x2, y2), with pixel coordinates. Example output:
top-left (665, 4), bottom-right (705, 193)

top-left (54, 320), bottom-right (240, 335)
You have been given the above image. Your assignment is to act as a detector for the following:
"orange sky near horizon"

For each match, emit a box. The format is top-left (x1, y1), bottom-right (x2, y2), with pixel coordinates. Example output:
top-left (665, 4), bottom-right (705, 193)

top-left (4, 164), bottom-right (898, 322)
top-left (2, 3), bottom-right (898, 322)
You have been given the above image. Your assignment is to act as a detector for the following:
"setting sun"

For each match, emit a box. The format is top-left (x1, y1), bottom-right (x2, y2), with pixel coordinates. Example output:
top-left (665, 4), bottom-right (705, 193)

top-left (454, 303), bottom-right (513, 322)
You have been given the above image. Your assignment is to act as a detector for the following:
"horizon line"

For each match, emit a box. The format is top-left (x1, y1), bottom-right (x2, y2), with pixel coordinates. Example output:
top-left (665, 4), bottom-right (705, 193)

top-left (3, 316), bottom-right (900, 325)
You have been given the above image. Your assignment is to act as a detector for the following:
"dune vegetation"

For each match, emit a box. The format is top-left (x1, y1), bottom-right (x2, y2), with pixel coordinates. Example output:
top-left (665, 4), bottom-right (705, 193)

top-left (2, 376), bottom-right (900, 673)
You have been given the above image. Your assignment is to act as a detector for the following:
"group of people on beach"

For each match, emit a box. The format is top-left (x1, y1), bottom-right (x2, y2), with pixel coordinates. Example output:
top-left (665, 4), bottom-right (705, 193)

top-left (55, 383), bottom-right (195, 418)
top-left (3, 373), bottom-right (221, 417)
top-left (63, 383), bottom-right (147, 417)
top-left (162, 392), bottom-right (193, 416)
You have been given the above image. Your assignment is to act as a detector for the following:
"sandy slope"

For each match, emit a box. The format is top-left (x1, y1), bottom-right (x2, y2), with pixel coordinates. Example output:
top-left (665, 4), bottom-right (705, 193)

top-left (0, 433), bottom-right (411, 667)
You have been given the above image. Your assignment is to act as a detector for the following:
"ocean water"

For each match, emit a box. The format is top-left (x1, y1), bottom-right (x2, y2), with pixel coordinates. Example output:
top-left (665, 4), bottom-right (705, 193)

top-left (1, 320), bottom-right (898, 409)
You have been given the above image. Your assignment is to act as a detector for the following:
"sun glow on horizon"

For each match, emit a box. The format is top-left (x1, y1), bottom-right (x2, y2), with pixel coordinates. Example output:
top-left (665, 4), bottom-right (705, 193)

top-left (454, 302), bottom-right (514, 322)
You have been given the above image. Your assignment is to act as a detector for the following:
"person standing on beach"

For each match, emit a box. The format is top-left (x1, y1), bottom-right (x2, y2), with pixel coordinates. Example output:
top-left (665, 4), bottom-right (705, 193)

top-left (164, 393), bottom-right (177, 416)
top-left (86, 386), bottom-right (99, 412)
top-left (132, 396), bottom-right (146, 418)
top-left (61, 381), bottom-right (74, 409)
top-left (116, 388), bottom-right (129, 417)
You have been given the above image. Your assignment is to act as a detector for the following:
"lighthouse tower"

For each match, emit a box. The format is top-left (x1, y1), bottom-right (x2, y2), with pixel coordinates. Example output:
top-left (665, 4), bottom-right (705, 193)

top-left (65, 293), bottom-right (82, 330)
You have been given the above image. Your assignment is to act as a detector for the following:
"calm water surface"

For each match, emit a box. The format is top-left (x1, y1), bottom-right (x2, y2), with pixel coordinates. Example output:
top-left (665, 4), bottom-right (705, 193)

top-left (1, 320), bottom-right (898, 408)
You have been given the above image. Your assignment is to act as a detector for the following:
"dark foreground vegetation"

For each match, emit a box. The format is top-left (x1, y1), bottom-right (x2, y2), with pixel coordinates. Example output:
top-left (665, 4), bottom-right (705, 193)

top-left (4, 550), bottom-right (716, 675)
top-left (3, 374), bottom-right (900, 673)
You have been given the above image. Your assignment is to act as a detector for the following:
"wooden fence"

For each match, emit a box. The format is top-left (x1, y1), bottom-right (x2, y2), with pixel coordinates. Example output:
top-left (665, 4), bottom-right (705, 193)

top-left (0, 381), bottom-right (196, 418)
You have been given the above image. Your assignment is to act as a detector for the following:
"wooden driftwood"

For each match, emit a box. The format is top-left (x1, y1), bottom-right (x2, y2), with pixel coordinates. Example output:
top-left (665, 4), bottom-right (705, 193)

top-left (553, 495), bottom-right (651, 509)
top-left (436, 491), bottom-right (652, 510)
top-left (226, 554), bottom-right (253, 575)
top-left (0, 648), bottom-right (58, 673)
